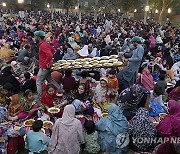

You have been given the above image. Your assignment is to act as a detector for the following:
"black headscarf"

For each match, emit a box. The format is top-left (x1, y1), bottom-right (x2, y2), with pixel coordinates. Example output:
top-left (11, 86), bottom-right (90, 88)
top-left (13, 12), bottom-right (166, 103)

top-left (2, 66), bottom-right (12, 76)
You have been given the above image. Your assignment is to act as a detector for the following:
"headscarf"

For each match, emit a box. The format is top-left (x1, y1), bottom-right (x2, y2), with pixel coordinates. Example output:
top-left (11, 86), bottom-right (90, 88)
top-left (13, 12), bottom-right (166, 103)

top-left (11, 61), bottom-right (20, 73)
top-left (41, 84), bottom-right (58, 108)
top-left (94, 78), bottom-right (108, 102)
top-left (59, 105), bottom-right (76, 126)
top-left (156, 36), bottom-right (163, 44)
top-left (168, 86), bottom-right (180, 101)
top-left (118, 84), bottom-right (145, 111)
top-left (129, 108), bottom-right (157, 151)
top-left (2, 66), bottom-right (12, 76)
top-left (62, 48), bottom-right (76, 60)
top-left (96, 104), bottom-right (128, 153)
top-left (78, 45), bottom-right (89, 57)
top-left (68, 37), bottom-right (77, 49)
top-left (139, 68), bottom-right (154, 90)
top-left (104, 35), bottom-right (111, 45)
top-left (97, 104), bottom-right (128, 135)
top-left (149, 35), bottom-right (155, 49)
top-left (156, 100), bottom-right (180, 137)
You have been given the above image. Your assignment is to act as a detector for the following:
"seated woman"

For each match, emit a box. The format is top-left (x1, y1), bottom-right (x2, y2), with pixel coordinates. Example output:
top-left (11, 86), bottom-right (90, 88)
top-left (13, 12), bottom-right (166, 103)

top-left (0, 84), bottom-right (12, 108)
top-left (149, 84), bottom-right (167, 114)
top-left (41, 84), bottom-right (67, 118)
top-left (0, 107), bottom-right (25, 154)
top-left (129, 92), bottom-right (157, 152)
top-left (96, 104), bottom-right (128, 154)
top-left (137, 67), bottom-right (154, 91)
top-left (93, 78), bottom-right (110, 112)
top-left (168, 81), bottom-right (180, 101)
top-left (9, 89), bottom-right (42, 121)
top-left (154, 100), bottom-right (180, 154)
top-left (69, 84), bottom-right (94, 116)
top-left (156, 100), bottom-right (180, 137)
top-left (0, 66), bottom-right (20, 94)
top-left (8, 94), bottom-right (23, 117)
top-left (48, 105), bottom-right (84, 154)
top-left (117, 84), bottom-right (148, 121)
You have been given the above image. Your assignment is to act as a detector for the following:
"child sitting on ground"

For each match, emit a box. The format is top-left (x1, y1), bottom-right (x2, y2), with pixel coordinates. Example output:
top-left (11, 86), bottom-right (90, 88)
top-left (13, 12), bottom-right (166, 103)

top-left (152, 64), bottom-right (161, 82)
top-left (41, 84), bottom-right (67, 117)
top-left (83, 120), bottom-right (100, 154)
top-left (156, 73), bottom-right (167, 95)
top-left (107, 69), bottom-right (119, 103)
top-left (26, 120), bottom-right (50, 153)
top-left (150, 84), bottom-right (167, 113)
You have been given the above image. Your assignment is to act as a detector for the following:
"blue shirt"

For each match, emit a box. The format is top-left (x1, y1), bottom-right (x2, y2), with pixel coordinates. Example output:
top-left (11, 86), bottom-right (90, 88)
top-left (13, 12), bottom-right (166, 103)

top-left (26, 130), bottom-right (50, 153)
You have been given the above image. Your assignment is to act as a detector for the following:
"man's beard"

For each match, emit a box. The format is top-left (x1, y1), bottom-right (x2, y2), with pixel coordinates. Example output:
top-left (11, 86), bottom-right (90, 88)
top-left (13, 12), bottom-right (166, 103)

top-left (35, 39), bottom-right (39, 45)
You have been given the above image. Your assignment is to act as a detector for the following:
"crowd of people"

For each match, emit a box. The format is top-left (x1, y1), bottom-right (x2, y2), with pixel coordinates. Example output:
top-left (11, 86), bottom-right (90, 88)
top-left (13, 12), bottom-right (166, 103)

top-left (0, 11), bottom-right (179, 154)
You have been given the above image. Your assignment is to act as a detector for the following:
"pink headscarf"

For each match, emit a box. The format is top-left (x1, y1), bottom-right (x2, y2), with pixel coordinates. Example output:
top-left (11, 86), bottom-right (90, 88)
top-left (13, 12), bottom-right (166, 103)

top-left (139, 68), bottom-right (154, 90)
top-left (156, 100), bottom-right (180, 137)
top-left (59, 105), bottom-right (76, 126)
top-left (149, 35), bottom-right (155, 49)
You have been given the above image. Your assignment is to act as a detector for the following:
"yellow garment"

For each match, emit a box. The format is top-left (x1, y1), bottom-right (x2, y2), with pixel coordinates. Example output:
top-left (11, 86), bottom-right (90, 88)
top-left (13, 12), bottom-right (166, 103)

top-left (0, 45), bottom-right (13, 60)
top-left (75, 33), bottom-right (80, 43)
top-left (74, 45), bottom-right (80, 54)
top-left (166, 70), bottom-right (175, 80)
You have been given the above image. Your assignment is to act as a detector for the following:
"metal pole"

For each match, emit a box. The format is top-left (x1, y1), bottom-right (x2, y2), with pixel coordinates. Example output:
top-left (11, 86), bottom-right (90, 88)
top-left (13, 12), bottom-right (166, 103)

top-left (94, 0), bottom-right (98, 21)
top-left (78, 0), bottom-right (81, 22)
top-left (143, 0), bottom-right (149, 24)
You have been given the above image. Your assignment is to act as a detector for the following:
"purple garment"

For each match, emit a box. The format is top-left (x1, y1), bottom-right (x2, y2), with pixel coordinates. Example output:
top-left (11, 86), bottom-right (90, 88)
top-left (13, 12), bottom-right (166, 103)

top-left (156, 100), bottom-right (180, 137)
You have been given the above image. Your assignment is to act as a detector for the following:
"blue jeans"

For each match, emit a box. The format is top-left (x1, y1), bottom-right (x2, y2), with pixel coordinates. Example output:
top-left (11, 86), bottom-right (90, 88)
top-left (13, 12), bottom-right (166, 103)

top-left (36, 68), bottom-right (61, 98)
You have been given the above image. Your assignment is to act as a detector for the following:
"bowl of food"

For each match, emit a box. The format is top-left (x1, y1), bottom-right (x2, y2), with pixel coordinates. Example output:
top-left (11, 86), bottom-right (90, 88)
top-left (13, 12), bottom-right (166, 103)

top-left (100, 60), bottom-right (109, 64)
top-left (101, 56), bottom-right (109, 60)
top-left (83, 64), bottom-right (93, 69)
top-left (58, 60), bottom-right (67, 64)
top-left (81, 62), bottom-right (90, 66)
top-left (75, 59), bottom-right (82, 62)
top-left (62, 65), bottom-right (71, 69)
top-left (113, 61), bottom-right (123, 67)
top-left (91, 60), bottom-right (99, 64)
top-left (72, 62), bottom-right (81, 65)
top-left (103, 63), bottom-right (113, 67)
top-left (40, 128), bottom-right (45, 133)
top-left (52, 66), bottom-right (61, 71)
top-left (93, 63), bottom-right (102, 68)
top-left (67, 60), bottom-right (75, 63)
top-left (102, 113), bottom-right (108, 117)
top-left (74, 65), bottom-right (82, 69)
top-left (48, 107), bottom-right (60, 114)
top-left (53, 63), bottom-right (60, 67)
top-left (84, 58), bottom-right (92, 61)
top-left (14, 126), bottom-right (21, 131)
top-left (92, 57), bottom-right (101, 61)
top-left (43, 121), bottom-right (53, 129)
top-left (110, 55), bottom-right (118, 59)
top-left (109, 59), bottom-right (118, 63)
top-left (159, 113), bottom-right (168, 119)
top-left (24, 119), bottom-right (35, 127)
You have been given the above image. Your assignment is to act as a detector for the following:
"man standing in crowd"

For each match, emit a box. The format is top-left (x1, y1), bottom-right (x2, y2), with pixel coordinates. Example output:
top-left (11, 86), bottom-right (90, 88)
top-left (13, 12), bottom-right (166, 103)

top-left (118, 36), bottom-right (144, 92)
top-left (34, 30), bottom-right (61, 98)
